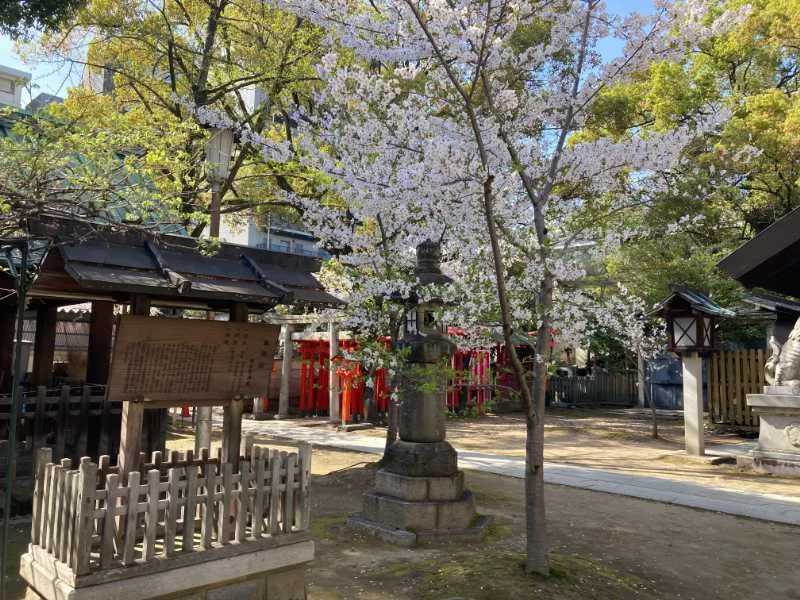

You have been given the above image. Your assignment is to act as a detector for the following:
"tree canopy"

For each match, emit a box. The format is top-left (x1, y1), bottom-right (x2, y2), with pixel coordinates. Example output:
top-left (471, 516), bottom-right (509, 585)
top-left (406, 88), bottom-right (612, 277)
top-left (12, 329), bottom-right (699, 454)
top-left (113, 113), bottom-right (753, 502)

top-left (577, 0), bottom-right (800, 308)
top-left (30, 0), bottom-right (332, 236)
top-left (0, 0), bottom-right (84, 38)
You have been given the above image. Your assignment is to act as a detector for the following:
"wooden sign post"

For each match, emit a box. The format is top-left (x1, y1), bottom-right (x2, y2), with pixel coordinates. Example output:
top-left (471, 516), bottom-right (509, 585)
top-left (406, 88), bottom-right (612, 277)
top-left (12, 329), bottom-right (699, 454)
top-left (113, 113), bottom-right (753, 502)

top-left (108, 315), bottom-right (280, 474)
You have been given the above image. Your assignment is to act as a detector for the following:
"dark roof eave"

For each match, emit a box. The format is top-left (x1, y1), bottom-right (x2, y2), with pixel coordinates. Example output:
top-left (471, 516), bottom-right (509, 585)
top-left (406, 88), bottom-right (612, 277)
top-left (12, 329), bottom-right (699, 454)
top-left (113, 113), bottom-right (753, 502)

top-left (718, 207), bottom-right (800, 281)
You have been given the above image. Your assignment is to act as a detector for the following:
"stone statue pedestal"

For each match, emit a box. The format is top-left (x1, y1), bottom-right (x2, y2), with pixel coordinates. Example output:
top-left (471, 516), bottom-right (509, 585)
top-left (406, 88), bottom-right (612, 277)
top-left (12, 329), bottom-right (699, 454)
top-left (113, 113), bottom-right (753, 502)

top-left (348, 386), bottom-right (491, 545)
top-left (745, 387), bottom-right (800, 476)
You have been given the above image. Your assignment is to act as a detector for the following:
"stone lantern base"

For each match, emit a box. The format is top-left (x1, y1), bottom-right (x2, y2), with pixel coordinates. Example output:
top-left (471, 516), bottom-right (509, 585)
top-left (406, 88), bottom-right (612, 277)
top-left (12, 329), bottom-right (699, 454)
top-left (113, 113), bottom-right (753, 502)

top-left (347, 441), bottom-right (492, 546)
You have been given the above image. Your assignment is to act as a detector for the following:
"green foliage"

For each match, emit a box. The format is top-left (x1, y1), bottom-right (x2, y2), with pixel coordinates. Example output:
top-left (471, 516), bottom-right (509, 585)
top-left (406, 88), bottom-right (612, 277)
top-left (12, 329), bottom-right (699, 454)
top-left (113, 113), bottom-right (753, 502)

top-left (0, 0), bottom-right (84, 38)
top-left (575, 0), bottom-right (800, 319)
top-left (29, 0), bottom-right (335, 236)
top-left (0, 105), bottom-right (179, 236)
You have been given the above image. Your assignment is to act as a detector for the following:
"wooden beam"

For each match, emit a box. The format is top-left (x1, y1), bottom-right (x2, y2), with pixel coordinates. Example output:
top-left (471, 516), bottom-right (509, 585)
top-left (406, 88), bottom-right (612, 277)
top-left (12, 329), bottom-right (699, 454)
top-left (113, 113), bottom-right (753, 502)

top-left (86, 301), bottom-right (115, 385)
top-left (31, 304), bottom-right (58, 387)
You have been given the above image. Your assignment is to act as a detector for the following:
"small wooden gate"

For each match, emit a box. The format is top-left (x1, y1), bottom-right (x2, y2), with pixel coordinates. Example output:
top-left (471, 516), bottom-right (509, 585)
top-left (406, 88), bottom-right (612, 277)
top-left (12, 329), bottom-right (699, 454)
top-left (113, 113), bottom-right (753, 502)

top-left (708, 349), bottom-right (765, 430)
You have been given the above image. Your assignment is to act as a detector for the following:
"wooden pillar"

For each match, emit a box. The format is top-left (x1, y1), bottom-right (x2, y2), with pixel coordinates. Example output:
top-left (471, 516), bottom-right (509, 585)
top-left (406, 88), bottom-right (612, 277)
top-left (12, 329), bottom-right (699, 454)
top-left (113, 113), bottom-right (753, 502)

top-left (196, 303), bottom-right (249, 454)
top-left (328, 321), bottom-right (340, 423)
top-left (118, 398), bottom-right (144, 476)
top-left (0, 307), bottom-right (16, 392)
top-left (31, 304), bottom-right (58, 388)
top-left (86, 301), bottom-right (115, 385)
top-left (221, 398), bottom-right (244, 469)
top-left (131, 296), bottom-right (164, 455)
top-left (131, 294), bottom-right (151, 318)
top-left (277, 324), bottom-right (294, 419)
top-left (219, 303), bottom-right (248, 467)
top-left (230, 302), bottom-right (249, 323)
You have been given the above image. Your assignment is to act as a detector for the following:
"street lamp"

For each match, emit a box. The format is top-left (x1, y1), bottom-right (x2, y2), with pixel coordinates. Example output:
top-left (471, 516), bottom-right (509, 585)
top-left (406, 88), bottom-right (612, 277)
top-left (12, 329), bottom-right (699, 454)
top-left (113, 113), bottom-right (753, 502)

top-left (205, 128), bottom-right (234, 238)
top-left (652, 284), bottom-right (734, 456)
top-left (196, 128), bottom-right (234, 453)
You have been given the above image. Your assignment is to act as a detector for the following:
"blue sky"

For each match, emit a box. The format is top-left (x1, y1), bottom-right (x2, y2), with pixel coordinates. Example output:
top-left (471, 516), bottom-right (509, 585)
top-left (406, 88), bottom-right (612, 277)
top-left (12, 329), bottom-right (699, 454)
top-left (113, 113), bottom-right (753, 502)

top-left (0, 0), bottom-right (656, 105)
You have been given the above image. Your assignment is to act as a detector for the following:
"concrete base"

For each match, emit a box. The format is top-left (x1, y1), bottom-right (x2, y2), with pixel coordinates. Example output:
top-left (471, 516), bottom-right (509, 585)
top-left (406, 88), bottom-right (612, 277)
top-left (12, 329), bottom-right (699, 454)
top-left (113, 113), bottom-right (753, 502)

top-left (21, 538), bottom-right (313, 600)
top-left (349, 467), bottom-right (489, 545)
top-left (374, 468), bottom-right (464, 502)
top-left (362, 489), bottom-right (477, 531)
top-left (746, 392), bottom-right (800, 476)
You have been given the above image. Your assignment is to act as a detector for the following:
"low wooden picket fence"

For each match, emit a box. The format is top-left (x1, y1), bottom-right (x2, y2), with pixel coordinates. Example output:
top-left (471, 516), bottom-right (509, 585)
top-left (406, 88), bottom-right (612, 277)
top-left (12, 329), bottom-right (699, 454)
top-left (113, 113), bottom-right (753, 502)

top-left (29, 442), bottom-right (311, 578)
top-left (0, 385), bottom-right (119, 480)
top-left (709, 349), bottom-right (765, 430)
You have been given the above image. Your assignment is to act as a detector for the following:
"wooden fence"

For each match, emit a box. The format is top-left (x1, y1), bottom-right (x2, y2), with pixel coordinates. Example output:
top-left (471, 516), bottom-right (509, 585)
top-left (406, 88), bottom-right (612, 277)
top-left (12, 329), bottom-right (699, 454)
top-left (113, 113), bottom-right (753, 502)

top-left (546, 373), bottom-right (638, 408)
top-left (29, 441), bottom-right (311, 578)
top-left (709, 349), bottom-right (765, 430)
top-left (0, 385), bottom-right (119, 481)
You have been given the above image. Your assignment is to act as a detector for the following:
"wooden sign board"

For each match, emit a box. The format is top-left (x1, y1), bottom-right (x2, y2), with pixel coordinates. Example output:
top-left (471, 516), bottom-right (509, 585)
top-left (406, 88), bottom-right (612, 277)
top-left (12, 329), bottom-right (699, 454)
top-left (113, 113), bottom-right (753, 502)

top-left (107, 315), bottom-right (281, 406)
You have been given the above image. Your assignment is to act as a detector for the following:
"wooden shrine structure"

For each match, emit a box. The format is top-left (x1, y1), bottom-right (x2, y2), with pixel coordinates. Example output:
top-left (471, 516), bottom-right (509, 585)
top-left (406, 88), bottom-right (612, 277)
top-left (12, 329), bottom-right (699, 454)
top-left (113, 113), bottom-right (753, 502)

top-left (13, 217), bottom-right (336, 600)
top-left (0, 216), bottom-right (338, 473)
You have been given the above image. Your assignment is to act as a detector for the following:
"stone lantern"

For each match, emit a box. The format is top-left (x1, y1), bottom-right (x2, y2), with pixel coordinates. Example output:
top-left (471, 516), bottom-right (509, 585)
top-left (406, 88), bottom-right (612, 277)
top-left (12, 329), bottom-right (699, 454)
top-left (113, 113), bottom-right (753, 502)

top-left (348, 240), bottom-right (490, 544)
top-left (652, 284), bottom-right (734, 455)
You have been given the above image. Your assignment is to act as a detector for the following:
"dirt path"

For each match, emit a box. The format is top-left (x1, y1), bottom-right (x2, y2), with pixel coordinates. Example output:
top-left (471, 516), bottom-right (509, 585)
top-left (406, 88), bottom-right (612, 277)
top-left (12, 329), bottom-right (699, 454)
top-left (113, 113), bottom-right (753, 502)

top-left (354, 411), bottom-right (800, 497)
top-left (306, 449), bottom-right (800, 600)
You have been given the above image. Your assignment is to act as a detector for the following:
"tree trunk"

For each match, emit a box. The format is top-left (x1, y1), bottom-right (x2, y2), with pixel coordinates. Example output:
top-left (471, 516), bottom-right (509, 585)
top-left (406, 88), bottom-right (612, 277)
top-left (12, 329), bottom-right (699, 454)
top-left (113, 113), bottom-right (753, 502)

top-left (524, 272), bottom-right (553, 576)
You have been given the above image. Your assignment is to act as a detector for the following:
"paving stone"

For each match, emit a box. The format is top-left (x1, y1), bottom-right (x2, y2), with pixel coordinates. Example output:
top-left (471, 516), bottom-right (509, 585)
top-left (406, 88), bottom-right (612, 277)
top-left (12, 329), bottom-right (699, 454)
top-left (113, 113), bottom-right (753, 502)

top-left (219, 415), bottom-right (800, 527)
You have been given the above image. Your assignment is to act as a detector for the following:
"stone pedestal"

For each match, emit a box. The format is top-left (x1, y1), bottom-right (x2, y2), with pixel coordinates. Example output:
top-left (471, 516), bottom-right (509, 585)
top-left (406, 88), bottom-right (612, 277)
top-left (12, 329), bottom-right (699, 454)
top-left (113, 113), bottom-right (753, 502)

top-left (746, 387), bottom-right (800, 475)
top-left (682, 352), bottom-right (705, 456)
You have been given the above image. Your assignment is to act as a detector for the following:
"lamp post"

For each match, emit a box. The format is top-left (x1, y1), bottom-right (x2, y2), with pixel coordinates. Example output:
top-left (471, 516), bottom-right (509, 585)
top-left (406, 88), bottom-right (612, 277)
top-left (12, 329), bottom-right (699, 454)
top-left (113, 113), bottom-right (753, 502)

top-left (653, 285), bottom-right (733, 456)
top-left (205, 128), bottom-right (234, 237)
top-left (397, 240), bottom-right (454, 443)
top-left (195, 129), bottom-right (234, 453)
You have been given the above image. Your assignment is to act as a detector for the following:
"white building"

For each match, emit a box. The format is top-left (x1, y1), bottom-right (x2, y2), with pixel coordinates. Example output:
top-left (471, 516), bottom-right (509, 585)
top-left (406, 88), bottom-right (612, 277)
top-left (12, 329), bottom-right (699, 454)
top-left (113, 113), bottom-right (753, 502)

top-left (220, 212), bottom-right (328, 258)
top-left (0, 64), bottom-right (31, 108)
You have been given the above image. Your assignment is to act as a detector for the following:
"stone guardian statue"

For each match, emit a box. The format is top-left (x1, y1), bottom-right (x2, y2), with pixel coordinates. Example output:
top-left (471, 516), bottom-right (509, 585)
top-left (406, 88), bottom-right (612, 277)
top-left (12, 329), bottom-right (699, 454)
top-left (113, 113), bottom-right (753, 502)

top-left (767, 317), bottom-right (800, 391)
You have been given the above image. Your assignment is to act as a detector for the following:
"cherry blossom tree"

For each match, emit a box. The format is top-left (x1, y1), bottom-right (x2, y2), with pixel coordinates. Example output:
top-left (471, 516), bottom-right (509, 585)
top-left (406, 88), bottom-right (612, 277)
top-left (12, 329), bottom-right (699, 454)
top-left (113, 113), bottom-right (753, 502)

top-left (191, 0), bottom-right (741, 575)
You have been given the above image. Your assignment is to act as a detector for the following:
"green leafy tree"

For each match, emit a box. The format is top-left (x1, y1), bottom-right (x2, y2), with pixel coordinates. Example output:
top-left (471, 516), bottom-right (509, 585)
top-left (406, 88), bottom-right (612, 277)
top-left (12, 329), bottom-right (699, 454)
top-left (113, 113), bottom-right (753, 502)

top-left (0, 104), bottom-right (179, 236)
top-left (0, 0), bottom-right (84, 38)
top-left (30, 0), bottom-right (333, 236)
top-left (575, 0), bottom-right (800, 310)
